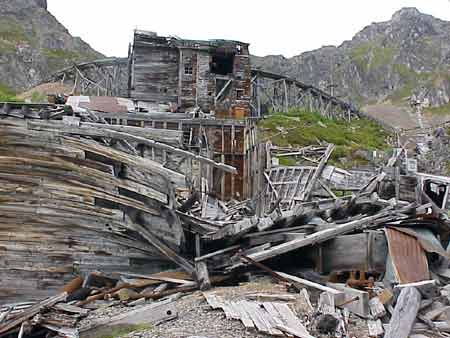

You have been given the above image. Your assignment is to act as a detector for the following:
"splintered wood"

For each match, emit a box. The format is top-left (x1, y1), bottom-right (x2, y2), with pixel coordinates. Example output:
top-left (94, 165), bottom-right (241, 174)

top-left (0, 112), bottom-right (230, 302)
top-left (203, 292), bottom-right (314, 337)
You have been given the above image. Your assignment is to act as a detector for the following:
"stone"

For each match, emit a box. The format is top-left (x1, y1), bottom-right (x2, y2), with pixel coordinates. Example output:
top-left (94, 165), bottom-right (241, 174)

top-left (316, 314), bottom-right (339, 334)
top-left (117, 288), bottom-right (140, 301)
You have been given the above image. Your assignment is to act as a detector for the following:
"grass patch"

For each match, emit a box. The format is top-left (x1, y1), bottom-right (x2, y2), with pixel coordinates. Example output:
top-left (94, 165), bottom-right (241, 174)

top-left (96, 324), bottom-right (153, 338)
top-left (371, 46), bottom-right (396, 70)
top-left (388, 65), bottom-right (433, 104)
top-left (259, 109), bottom-right (390, 167)
top-left (350, 42), bottom-right (397, 72)
top-left (0, 83), bottom-right (19, 101)
top-left (30, 91), bottom-right (48, 103)
top-left (43, 48), bottom-right (99, 72)
top-left (0, 18), bottom-right (36, 53)
top-left (43, 48), bottom-right (83, 60)
top-left (350, 43), bottom-right (371, 72)
top-left (0, 18), bottom-right (29, 43)
top-left (426, 102), bottom-right (450, 115)
top-left (278, 157), bottom-right (298, 166)
top-left (333, 190), bottom-right (353, 197)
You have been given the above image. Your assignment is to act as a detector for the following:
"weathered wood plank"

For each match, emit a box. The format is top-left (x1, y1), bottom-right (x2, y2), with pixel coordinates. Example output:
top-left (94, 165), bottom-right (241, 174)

top-left (384, 287), bottom-right (422, 338)
top-left (238, 210), bottom-right (393, 264)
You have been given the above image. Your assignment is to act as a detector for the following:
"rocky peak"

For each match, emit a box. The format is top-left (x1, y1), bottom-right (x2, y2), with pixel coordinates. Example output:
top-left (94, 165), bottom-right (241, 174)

top-left (0, 0), bottom-right (103, 92)
top-left (33, 0), bottom-right (47, 10)
top-left (391, 7), bottom-right (422, 22)
top-left (252, 7), bottom-right (450, 109)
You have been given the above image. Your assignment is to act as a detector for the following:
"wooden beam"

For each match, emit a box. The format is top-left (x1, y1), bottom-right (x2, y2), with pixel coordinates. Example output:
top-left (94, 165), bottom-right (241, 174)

top-left (384, 287), bottom-right (421, 338)
top-left (275, 271), bottom-right (343, 296)
top-left (28, 121), bottom-right (237, 174)
top-left (131, 223), bottom-right (195, 275)
top-left (302, 144), bottom-right (335, 201)
top-left (238, 209), bottom-right (393, 264)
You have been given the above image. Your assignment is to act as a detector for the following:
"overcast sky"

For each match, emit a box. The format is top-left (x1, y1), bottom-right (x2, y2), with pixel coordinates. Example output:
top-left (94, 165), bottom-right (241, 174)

top-left (47, 0), bottom-right (450, 58)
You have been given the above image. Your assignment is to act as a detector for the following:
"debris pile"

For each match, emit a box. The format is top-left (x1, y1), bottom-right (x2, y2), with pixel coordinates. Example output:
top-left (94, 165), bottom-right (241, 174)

top-left (0, 271), bottom-right (194, 338)
top-left (1, 102), bottom-right (450, 338)
top-left (0, 102), bottom-right (234, 302)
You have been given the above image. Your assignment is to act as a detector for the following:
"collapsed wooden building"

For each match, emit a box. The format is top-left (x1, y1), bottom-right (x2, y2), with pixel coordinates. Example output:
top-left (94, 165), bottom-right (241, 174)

top-left (0, 101), bottom-right (241, 302)
top-left (2, 31), bottom-right (450, 312)
top-left (129, 30), bottom-right (252, 118)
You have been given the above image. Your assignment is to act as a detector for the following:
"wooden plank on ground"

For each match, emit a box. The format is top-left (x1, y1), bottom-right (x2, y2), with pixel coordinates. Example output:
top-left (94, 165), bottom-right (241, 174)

top-left (271, 302), bottom-right (313, 338)
top-left (80, 300), bottom-right (177, 338)
top-left (203, 292), bottom-right (225, 310)
top-left (241, 300), bottom-right (281, 335)
top-left (328, 283), bottom-right (370, 318)
top-left (235, 300), bottom-right (255, 328)
top-left (384, 287), bottom-right (422, 338)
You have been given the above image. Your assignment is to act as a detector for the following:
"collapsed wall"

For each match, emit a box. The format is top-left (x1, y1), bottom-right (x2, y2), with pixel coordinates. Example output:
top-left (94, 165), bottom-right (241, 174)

top-left (0, 107), bottom-right (193, 302)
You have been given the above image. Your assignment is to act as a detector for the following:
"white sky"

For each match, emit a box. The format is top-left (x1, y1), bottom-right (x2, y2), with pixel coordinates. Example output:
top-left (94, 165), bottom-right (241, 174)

top-left (47, 0), bottom-right (450, 58)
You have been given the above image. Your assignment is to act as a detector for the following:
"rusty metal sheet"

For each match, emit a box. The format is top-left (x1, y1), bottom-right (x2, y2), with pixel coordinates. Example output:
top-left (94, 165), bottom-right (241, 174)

top-left (384, 227), bottom-right (429, 283)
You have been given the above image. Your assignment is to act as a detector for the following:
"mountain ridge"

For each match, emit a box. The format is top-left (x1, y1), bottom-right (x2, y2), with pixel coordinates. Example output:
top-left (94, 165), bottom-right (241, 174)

top-left (252, 7), bottom-right (450, 110)
top-left (0, 0), bottom-right (103, 94)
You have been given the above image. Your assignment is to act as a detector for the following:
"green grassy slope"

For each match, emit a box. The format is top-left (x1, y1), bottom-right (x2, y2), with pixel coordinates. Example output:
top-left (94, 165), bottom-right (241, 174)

top-left (259, 109), bottom-right (391, 167)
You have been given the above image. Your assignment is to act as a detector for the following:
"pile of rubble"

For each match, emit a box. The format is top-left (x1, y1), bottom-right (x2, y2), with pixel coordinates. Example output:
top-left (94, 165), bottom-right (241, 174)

top-left (1, 102), bottom-right (450, 338)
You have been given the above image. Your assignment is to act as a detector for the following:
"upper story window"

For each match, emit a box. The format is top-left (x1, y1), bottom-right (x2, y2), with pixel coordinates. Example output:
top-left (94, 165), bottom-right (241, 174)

top-left (211, 52), bottom-right (234, 75)
top-left (184, 63), bottom-right (193, 75)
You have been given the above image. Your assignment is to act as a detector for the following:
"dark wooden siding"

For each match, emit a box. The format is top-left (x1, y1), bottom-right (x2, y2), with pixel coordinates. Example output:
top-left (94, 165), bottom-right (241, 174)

top-left (131, 45), bottom-right (179, 103)
top-left (196, 51), bottom-right (214, 112)
top-left (180, 50), bottom-right (196, 108)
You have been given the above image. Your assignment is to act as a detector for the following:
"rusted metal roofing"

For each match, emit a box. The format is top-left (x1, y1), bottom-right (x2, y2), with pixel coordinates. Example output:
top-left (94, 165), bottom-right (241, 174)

top-left (384, 227), bottom-right (429, 283)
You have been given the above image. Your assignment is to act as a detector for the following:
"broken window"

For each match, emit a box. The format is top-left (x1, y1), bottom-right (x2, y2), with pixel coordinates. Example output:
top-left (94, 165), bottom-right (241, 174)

top-left (424, 180), bottom-right (448, 208)
top-left (184, 63), bottom-right (193, 75)
top-left (236, 89), bottom-right (244, 100)
top-left (211, 52), bottom-right (234, 75)
top-left (216, 79), bottom-right (231, 100)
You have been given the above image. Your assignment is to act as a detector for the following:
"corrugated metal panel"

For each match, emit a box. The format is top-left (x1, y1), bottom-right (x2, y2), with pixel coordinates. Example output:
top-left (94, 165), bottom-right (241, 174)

top-left (385, 227), bottom-right (429, 283)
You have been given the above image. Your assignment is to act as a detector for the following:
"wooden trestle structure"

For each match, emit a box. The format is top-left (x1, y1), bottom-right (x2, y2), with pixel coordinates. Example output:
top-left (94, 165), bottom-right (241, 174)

top-left (49, 58), bottom-right (129, 98)
top-left (49, 59), bottom-right (362, 121)
top-left (250, 69), bottom-right (360, 120)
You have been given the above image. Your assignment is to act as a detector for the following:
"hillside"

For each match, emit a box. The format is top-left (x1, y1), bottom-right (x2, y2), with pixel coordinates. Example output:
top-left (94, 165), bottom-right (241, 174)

top-left (0, 0), bottom-right (103, 98)
top-left (259, 109), bottom-right (391, 168)
top-left (253, 8), bottom-right (450, 113)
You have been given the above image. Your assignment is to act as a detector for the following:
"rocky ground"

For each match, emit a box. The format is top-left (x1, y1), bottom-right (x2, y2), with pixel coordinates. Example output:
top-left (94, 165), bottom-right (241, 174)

top-left (101, 279), bottom-right (372, 338)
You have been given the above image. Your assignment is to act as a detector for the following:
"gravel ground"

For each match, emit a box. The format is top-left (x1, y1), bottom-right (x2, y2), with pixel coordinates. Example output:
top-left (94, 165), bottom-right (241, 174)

top-left (139, 292), bottom-right (273, 338)
top-left (114, 280), bottom-right (371, 338)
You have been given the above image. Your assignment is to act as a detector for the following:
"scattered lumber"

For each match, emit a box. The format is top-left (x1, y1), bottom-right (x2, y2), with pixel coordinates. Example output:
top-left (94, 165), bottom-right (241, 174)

top-left (3, 100), bottom-right (450, 338)
top-left (0, 292), bottom-right (68, 335)
top-left (369, 297), bottom-right (386, 319)
top-left (232, 210), bottom-right (394, 265)
top-left (328, 283), bottom-right (370, 318)
top-left (80, 300), bottom-right (177, 338)
top-left (203, 292), bottom-right (314, 337)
